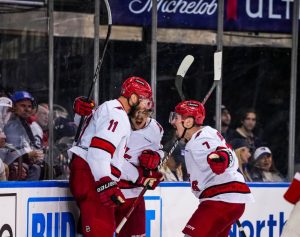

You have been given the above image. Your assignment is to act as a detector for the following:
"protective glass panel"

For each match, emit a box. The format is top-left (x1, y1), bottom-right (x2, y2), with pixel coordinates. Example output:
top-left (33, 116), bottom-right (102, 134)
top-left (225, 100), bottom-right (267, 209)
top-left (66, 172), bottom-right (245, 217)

top-left (0, 1), bottom-right (48, 181)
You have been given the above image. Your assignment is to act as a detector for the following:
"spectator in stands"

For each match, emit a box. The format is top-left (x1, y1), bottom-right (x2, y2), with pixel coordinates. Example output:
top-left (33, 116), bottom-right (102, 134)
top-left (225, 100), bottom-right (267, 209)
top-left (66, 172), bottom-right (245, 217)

top-left (0, 159), bottom-right (6, 180)
top-left (160, 145), bottom-right (184, 182)
top-left (52, 104), bottom-right (77, 179)
top-left (0, 131), bottom-right (8, 180)
top-left (220, 105), bottom-right (235, 140)
top-left (3, 91), bottom-right (44, 180)
top-left (230, 138), bottom-right (253, 182)
top-left (0, 97), bottom-right (13, 130)
top-left (250, 146), bottom-right (285, 182)
top-left (0, 97), bottom-right (13, 180)
top-left (53, 104), bottom-right (76, 142)
top-left (228, 108), bottom-right (262, 153)
top-left (36, 103), bottom-right (49, 147)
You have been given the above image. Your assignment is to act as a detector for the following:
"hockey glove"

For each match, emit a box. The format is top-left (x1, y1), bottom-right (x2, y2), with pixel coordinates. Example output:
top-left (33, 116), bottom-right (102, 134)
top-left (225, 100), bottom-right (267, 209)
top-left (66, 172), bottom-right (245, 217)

top-left (207, 146), bottom-right (232, 175)
top-left (138, 149), bottom-right (161, 170)
top-left (73, 96), bottom-right (95, 116)
top-left (135, 166), bottom-right (164, 190)
top-left (284, 172), bottom-right (300, 204)
top-left (95, 176), bottom-right (125, 207)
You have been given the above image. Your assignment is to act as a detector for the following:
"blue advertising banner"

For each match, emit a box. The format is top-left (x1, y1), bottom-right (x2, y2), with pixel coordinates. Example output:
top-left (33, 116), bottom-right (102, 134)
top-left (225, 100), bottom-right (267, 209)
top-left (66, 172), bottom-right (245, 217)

top-left (110, 0), bottom-right (300, 33)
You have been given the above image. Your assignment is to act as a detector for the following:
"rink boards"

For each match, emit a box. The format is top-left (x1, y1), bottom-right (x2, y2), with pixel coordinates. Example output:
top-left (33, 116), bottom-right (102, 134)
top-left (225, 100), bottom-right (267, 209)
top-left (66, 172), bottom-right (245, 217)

top-left (0, 181), bottom-right (293, 237)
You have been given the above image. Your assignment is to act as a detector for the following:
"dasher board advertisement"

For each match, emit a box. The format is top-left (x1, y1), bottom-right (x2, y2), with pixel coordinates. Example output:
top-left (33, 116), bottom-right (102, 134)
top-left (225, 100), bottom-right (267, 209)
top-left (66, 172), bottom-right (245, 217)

top-left (0, 181), bottom-right (293, 237)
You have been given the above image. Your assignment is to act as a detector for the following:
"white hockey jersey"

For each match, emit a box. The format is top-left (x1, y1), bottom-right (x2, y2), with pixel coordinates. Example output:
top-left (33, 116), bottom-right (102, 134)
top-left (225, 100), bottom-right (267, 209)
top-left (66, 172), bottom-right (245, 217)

top-left (118, 118), bottom-right (164, 199)
top-left (185, 126), bottom-right (254, 204)
top-left (69, 99), bottom-right (131, 181)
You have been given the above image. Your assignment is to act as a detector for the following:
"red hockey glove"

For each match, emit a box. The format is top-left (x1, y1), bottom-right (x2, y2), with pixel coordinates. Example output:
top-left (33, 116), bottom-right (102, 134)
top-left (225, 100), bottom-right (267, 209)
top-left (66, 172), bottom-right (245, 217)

top-left (95, 176), bottom-right (125, 207)
top-left (73, 96), bottom-right (95, 116)
top-left (138, 149), bottom-right (161, 169)
top-left (207, 146), bottom-right (232, 175)
top-left (135, 166), bottom-right (164, 190)
top-left (284, 172), bottom-right (300, 204)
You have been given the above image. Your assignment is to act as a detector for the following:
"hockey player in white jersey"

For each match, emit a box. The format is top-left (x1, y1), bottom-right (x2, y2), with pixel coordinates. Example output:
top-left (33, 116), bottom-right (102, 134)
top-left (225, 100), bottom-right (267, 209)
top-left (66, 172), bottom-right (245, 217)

top-left (169, 100), bottom-right (254, 237)
top-left (281, 172), bottom-right (300, 237)
top-left (115, 104), bottom-right (164, 237)
top-left (73, 89), bottom-right (164, 237)
top-left (69, 77), bottom-right (154, 237)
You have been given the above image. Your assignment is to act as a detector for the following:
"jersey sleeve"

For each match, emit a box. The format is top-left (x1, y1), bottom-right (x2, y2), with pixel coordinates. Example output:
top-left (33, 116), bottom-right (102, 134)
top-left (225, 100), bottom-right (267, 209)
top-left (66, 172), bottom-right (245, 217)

top-left (119, 159), bottom-right (139, 182)
top-left (86, 107), bottom-right (129, 181)
top-left (148, 119), bottom-right (165, 158)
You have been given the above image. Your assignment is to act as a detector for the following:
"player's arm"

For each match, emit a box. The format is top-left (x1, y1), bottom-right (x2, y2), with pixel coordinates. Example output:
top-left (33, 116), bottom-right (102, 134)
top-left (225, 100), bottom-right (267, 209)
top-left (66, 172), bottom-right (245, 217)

top-left (87, 111), bottom-right (127, 180)
top-left (87, 111), bottom-right (128, 207)
top-left (139, 120), bottom-right (165, 169)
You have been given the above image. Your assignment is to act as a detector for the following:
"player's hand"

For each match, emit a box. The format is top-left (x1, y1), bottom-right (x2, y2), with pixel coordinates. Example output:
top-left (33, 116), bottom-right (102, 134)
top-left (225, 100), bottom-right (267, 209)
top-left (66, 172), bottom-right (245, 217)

top-left (73, 96), bottom-right (95, 116)
top-left (207, 146), bottom-right (231, 175)
top-left (135, 166), bottom-right (164, 190)
top-left (138, 149), bottom-right (161, 169)
top-left (95, 176), bottom-right (125, 207)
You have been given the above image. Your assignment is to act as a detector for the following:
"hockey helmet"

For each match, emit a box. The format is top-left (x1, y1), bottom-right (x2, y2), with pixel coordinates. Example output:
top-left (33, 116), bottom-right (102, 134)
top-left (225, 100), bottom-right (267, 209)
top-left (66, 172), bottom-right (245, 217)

top-left (174, 100), bottom-right (205, 125)
top-left (11, 91), bottom-right (35, 104)
top-left (121, 77), bottom-right (152, 100)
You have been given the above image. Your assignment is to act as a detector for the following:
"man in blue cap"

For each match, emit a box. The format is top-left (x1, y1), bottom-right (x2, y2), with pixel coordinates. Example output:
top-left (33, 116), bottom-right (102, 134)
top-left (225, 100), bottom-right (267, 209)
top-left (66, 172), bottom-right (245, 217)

top-left (4, 91), bottom-right (44, 180)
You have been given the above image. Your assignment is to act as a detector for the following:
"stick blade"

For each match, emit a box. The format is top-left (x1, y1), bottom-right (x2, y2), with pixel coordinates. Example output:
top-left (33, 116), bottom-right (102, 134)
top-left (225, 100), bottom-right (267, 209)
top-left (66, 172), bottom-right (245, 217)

top-left (176, 55), bottom-right (194, 77)
top-left (175, 55), bottom-right (194, 101)
top-left (214, 51), bottom-right (222, 81)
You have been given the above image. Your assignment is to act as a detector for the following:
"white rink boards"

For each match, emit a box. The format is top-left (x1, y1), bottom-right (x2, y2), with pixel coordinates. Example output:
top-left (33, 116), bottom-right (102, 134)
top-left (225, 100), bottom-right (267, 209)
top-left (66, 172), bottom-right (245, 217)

top-left (0, 181), bottom-right (293, 237)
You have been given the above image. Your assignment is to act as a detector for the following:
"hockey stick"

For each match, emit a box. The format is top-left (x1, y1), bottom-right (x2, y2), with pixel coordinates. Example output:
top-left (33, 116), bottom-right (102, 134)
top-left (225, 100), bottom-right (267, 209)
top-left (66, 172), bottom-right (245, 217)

top-left (159, 51), bottom-right (222, 168)
top-left (202, 51), bottom-right (222, 105)
top-left (175, 55), bottom-right (194, 101)
top-left (74, 0), bottom-right (112, 143)
top-left (115, 55), bottom-right (195, 235)
top-left (236, 220), bottom-right (247, 237)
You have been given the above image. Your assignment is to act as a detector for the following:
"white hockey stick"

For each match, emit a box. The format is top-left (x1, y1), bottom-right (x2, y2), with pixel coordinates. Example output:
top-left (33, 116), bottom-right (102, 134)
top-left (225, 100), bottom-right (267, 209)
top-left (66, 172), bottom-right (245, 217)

top-left (202, 51), bottom-right (222, 105)
top-left (115, 55), bottom-right (194, 235)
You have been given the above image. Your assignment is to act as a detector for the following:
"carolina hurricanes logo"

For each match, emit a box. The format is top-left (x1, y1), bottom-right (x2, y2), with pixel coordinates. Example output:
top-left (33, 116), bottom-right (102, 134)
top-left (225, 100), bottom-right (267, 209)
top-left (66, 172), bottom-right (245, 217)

top-left (226, 0), bottom-right (238, 21)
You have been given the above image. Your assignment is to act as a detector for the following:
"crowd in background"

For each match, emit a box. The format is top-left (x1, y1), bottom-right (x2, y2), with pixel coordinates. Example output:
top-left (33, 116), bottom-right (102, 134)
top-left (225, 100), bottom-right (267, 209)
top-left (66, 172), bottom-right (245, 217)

top-left (0, 89), bottom-right (77, 181)
top-left (0, 89), bottom-right (286, 182)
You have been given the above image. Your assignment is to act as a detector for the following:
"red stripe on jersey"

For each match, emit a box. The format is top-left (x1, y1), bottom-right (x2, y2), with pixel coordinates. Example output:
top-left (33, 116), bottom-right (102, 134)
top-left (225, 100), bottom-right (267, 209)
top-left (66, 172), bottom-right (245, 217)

top-left (90, 137), bottom-right (116, 158)
top-left (111, 165), bottom-right (121, 178)
top-left (199, 181), bottom-right (250, 199)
